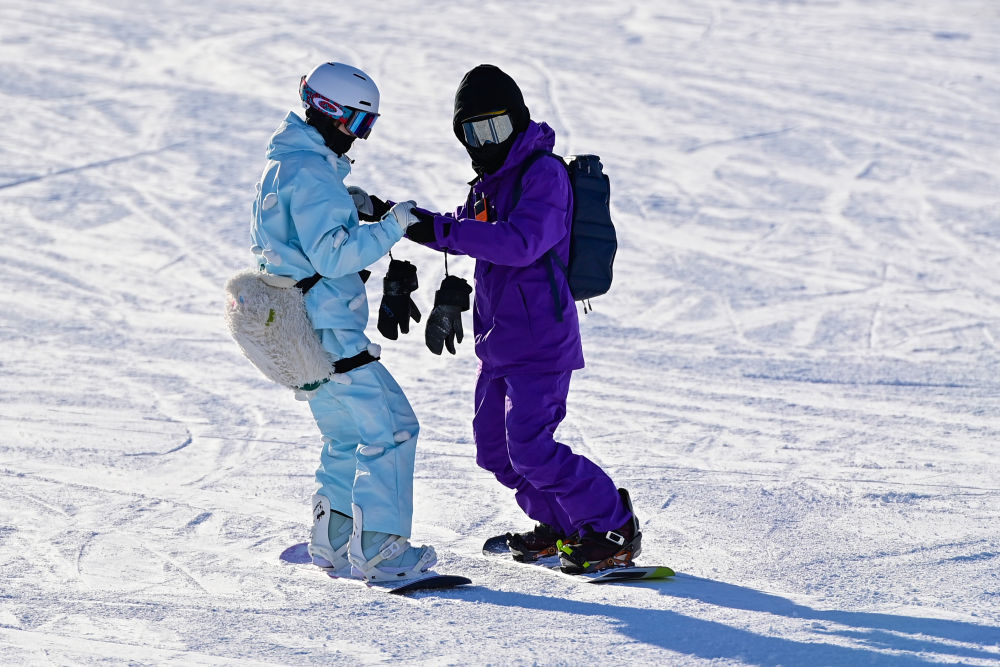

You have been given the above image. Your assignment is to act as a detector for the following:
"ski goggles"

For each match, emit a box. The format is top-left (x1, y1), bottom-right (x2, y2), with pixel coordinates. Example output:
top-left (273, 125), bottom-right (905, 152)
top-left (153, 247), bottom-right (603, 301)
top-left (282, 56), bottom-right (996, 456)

top-left (460, 110), bottom-right (514, 147)
top-left (299, 76), bottom-right (379, 139)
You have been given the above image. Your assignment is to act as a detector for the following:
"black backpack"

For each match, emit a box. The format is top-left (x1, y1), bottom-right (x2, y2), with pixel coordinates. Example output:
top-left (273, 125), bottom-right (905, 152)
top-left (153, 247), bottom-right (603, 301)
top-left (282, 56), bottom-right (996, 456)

top-left (514, 151), bottom-right (617, 319)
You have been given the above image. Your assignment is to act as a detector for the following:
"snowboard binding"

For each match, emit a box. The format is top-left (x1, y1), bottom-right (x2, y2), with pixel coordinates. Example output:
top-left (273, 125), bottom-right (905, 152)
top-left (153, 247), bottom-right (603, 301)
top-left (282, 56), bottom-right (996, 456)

top-left (557, 489), bottom-right (642, 575)
top-left (347, 503), bottom-right (437, 582)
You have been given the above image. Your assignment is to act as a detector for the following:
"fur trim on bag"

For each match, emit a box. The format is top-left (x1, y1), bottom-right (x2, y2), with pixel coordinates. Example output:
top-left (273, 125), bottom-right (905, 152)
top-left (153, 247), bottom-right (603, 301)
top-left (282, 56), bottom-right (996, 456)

top-left (224, 269), bottom-right (334, 395)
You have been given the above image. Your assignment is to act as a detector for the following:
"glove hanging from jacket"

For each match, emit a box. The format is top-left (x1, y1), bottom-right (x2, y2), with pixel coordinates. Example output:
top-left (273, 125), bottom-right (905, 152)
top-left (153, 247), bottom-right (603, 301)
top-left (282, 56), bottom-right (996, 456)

top-left (378, 259), bottom-right (421, 340)
top-left (425, 275), bottom-right (473, 355)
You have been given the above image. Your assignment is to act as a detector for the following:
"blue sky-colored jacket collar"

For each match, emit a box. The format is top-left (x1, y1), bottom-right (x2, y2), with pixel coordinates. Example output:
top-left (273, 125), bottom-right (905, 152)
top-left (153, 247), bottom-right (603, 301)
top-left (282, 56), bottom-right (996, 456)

top-left (267, 111), bottom-right (352, 178)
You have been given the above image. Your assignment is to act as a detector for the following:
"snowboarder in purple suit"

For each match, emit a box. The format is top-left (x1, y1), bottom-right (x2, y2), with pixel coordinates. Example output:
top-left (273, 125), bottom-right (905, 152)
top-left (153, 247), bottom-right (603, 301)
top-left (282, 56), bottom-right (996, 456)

top-left (402, 64), bottom-right (642, 573)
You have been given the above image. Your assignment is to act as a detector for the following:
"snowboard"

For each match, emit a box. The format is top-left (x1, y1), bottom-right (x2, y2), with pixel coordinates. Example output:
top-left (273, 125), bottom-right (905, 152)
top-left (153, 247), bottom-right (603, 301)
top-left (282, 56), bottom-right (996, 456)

top-left (481, 534), bottom-right (675, 584)
top-left (280, 542), bottom-right (472, 595)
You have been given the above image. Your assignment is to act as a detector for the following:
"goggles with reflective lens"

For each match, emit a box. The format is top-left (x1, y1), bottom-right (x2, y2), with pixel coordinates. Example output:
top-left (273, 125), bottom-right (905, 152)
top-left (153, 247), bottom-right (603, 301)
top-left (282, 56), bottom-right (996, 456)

top-left (299, 75), bottom-right (379, 139)
top-left (461, 111), bottom-right (514, 148)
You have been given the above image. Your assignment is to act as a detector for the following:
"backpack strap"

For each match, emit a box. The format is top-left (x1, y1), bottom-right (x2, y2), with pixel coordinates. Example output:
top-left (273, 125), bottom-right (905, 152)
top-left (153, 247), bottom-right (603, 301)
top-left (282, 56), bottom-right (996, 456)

top-left (513, 150), bottom-right (570, 321)
top-left (512, 150), bottom-right (560, 203)
top-left (543, 254), bottom-right (563, 323)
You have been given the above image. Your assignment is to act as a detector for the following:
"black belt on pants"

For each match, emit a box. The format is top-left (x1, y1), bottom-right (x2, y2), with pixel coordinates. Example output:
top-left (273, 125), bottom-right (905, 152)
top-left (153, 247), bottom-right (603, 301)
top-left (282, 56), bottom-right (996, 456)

top-left (294, 272), bottom-right (379, 375)
top-left (295, 270), bottom-right (371, 295)
top-left (334, 350), bottom-right (379, 374)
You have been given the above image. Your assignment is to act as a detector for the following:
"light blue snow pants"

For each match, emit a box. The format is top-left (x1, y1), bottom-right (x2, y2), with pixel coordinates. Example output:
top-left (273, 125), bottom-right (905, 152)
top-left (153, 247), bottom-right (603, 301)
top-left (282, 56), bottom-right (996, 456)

top-left (308, 361), bottom-right (419, 537)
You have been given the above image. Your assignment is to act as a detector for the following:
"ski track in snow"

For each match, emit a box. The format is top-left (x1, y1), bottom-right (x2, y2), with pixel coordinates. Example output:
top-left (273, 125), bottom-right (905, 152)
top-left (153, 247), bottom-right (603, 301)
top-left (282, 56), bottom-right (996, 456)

top-left (2, 0), bottom-right (1000, 664)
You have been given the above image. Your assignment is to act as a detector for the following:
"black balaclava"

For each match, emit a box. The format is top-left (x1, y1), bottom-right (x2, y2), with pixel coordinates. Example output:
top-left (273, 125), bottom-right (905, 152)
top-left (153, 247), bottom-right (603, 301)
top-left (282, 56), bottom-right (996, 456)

top-left (453, 64), bottom-right (530, 175)
top-left (306, 107), bottom-right (356, 156)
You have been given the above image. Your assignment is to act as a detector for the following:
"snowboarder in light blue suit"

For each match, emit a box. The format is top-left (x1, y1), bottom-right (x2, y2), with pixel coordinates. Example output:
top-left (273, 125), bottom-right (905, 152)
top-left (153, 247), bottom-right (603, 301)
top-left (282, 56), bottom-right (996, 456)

top-left (249, 62), bottom-right (435, 582)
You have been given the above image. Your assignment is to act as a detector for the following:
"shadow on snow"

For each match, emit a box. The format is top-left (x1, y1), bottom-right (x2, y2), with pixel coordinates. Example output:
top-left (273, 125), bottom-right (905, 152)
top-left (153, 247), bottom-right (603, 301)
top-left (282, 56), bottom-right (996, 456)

top-left (468, 573), bottom-right (1000, 665)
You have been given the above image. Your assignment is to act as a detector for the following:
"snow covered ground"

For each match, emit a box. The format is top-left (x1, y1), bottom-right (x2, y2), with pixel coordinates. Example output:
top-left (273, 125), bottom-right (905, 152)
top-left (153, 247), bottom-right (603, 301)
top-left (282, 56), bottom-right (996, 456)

top-left (2, 0), bottom-right (999, 664)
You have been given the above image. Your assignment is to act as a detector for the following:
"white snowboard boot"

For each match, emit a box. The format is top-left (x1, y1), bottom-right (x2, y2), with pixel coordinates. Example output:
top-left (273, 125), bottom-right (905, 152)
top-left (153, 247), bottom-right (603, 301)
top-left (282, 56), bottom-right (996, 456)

top-left (307, 494), bottom-right (353, 577)
top-left (347, 503), bottom-right (437, 582)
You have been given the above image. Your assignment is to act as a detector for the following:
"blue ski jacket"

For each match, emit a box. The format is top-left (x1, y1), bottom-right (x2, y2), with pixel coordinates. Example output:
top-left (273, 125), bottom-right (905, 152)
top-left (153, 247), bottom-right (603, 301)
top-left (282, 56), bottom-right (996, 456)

top-left (249, 111), bottom-right (405, 359)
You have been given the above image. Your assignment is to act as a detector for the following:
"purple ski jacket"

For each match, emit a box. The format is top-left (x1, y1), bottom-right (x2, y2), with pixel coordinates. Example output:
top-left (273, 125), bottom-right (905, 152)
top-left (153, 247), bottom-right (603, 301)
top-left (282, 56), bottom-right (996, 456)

top-left (421, 121), bottom-right (584, 375)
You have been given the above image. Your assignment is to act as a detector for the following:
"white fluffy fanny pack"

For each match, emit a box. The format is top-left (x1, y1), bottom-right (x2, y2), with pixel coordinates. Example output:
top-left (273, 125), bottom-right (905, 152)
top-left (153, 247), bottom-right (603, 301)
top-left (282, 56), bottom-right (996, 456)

top-left (225, 269), bottom-right (341, 400)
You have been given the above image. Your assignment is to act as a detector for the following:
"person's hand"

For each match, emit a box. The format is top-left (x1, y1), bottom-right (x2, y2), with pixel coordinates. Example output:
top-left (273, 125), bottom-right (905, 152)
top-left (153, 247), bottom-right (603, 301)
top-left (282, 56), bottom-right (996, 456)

top-left (368, 195), bottom-right (392, 220)
top-left (425, 275), bottom-right (472, 355)
top-left (377, 259), bottom-right (421, 339)
top-left (385, 200), bottom-right (420, 230)
top-left (347, 186), bottom-right (392, 222)
top-left (405, 207), bottom-right (438, 244)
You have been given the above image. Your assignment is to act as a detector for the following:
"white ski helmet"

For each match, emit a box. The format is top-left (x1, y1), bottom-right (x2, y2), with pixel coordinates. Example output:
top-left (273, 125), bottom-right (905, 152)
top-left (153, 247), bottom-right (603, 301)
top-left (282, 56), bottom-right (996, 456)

top-left (299, 62), bottom-right (380, 139)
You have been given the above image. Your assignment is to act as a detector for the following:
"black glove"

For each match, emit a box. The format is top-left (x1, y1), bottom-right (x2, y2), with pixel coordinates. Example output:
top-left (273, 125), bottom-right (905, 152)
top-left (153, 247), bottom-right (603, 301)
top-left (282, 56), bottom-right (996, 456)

top-left (377, 260), bottom-right (421, 339)
top-left (425, 275), bottom-right (473, 355)
top-left (360, 195), bottom-right (393, 222)
top-left (404, 208), bottom-right (437, 244)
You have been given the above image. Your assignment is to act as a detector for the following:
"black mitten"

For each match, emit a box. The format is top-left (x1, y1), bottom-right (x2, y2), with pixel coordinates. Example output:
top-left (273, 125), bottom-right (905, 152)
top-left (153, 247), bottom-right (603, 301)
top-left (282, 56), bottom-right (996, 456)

top-left (425, 275), bottom-right (473, 355)
top-left (359, 195), bottom-right (393, 222)
top-left (404, 208), bottom-right (437, 244)
top-left (378, 260), bottom-right (421, 339)
top-left (348, 187), bottom-right (393, 222)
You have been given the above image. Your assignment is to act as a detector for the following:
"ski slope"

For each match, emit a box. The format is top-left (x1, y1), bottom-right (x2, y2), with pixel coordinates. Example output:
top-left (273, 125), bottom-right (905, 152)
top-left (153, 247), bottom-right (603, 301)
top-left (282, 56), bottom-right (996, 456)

top-left (1, 0), bottom-right (999, 664)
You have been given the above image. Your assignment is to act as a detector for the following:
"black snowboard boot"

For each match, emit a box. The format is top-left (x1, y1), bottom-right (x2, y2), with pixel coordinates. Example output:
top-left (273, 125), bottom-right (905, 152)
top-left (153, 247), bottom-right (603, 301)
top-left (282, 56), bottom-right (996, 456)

top-left (506, 522), bottom-right (567, 562)
top-left (557, 489), bottom-right (642, 574)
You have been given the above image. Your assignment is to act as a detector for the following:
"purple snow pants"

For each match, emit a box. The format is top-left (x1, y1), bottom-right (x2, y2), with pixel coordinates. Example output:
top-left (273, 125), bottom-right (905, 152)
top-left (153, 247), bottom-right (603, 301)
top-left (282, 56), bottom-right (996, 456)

top-left (473, 369), bottom-right (631, 536)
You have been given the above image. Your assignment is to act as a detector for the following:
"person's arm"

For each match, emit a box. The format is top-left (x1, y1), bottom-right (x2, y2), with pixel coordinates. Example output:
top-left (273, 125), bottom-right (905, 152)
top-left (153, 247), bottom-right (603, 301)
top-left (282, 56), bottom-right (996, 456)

top-left (292, 172), bottom-right (405, 278)
top-left (426, 159), bottom-right (570, 266)
top-left (404, 203), bottom-right (466, 255)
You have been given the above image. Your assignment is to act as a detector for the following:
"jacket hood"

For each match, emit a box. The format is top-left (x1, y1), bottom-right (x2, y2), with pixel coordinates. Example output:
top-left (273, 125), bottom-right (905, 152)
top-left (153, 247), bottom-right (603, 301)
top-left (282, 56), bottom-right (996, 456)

top-left (453, 64), bottom-right (532, 175)
top-left (483, 120), bottom-right (556, 181)
top-left (452, 64), bottom-right (530, 140)
top-left (266, 112), bottom-right (353, 177)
